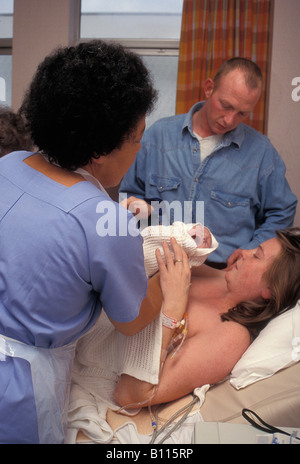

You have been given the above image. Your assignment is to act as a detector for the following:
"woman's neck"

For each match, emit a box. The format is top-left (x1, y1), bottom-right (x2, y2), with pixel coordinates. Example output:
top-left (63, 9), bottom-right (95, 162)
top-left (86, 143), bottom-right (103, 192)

top-left (23, 152), bottom-right (84, 187)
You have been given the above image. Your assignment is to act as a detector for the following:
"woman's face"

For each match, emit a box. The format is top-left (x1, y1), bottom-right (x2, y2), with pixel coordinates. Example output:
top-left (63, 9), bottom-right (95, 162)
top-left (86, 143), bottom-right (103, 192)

top-left (92, 117), bottom-right (146, 189)
top-left (225, 237), bottom-right (282, 301)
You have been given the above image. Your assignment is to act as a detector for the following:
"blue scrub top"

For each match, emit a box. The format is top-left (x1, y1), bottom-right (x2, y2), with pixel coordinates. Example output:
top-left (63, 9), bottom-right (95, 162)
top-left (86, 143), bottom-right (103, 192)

top-left (0, 151), bottom-right (147, 443)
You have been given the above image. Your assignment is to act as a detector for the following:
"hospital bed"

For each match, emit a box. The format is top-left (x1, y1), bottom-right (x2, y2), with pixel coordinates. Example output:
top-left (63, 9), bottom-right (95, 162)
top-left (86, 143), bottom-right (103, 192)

top-left (72, 300), bottom-right (300, 444)
top-left (202, 362), bottom-right (300, 427)
top-left (70, 225), bottom-right (300, 443)
top-left (75, 363), bottom-right (300, 444)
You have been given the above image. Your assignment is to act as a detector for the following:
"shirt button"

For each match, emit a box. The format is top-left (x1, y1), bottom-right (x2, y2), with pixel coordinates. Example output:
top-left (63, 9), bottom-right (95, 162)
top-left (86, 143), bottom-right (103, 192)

top-left (228, 202), bottom-right (232, 207)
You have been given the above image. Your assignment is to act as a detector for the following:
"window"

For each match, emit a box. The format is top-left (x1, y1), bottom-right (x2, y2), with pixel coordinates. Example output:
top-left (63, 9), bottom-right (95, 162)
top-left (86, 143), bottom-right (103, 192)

top-left (0, 0), bottom-right (13, 107)
top-left (80, 0), bottom-right (183, 127)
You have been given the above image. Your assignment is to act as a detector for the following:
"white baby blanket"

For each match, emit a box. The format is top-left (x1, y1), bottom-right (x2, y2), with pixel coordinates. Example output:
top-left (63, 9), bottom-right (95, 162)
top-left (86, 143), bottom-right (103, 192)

top-left (142, 222), bottom-right (218, 277)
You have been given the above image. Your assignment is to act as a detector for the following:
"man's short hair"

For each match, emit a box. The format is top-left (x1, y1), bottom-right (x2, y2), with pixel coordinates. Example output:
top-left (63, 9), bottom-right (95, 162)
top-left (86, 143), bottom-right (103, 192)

top-left (213, 57), bottom-right (263, 91)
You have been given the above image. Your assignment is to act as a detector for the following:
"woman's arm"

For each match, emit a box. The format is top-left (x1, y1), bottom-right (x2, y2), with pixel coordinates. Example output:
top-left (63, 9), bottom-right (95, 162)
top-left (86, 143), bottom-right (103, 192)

top-left (155, 238), bottom-right (191, 362)
top-left (113, 238), bottom-right (192, 406)
top-left (109, 238), bottom-right (191, 337)
top-left (114, 319), bottom-right (250, 407)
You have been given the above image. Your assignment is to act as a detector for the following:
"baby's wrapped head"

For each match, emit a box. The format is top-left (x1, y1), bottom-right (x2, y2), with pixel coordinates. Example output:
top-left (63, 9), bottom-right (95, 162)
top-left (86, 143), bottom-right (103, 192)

top-left (188, 225), bottom-right (212, 249)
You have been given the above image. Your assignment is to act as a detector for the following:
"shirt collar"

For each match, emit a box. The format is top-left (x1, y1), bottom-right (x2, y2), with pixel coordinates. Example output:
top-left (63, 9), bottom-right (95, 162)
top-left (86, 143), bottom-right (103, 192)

top-left (182, 101), bottom-right (245, 149)
top-left (182, 101), bottom-right (204, 136)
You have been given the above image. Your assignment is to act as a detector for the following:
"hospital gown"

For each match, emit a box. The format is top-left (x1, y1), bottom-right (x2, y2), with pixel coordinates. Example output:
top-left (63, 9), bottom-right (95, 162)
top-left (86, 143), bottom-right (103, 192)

top-left (0, 151), bottom-right (147, 444)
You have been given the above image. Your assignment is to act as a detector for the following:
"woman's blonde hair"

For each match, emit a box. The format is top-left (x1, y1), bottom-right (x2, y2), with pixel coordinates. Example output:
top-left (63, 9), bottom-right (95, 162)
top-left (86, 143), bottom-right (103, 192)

top-left (221, 228), bottom-right (300, 339)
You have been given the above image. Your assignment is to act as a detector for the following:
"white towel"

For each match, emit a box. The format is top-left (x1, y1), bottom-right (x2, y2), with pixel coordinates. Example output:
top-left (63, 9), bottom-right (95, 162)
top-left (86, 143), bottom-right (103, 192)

top-left (142, 222), bottom-right (218, 277)
top-left (66, 311), bottom-right (162, 443)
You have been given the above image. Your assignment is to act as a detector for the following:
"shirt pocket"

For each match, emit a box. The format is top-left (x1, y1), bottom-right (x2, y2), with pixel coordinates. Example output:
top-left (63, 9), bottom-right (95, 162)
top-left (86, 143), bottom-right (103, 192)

top-left (210, 190), bottom-right (251, 232)
top-left (210, 190), bottom-right (250, 209)
top-left (149, 174), bottom-right (181, 194)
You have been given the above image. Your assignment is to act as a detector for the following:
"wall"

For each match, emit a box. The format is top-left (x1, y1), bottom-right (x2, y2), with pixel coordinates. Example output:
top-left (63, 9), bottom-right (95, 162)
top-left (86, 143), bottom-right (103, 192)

top-left (267, 0), bottom-right (300, 226)
top-left (11, 0), bottom-right (300, 226)
top-left (12, 0), bottom-right (80, 111)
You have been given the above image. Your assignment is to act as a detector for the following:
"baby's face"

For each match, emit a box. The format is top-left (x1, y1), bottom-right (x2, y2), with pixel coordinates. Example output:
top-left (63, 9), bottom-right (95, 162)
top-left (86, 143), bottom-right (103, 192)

top-left (189, 225), bottom-right (212, 248)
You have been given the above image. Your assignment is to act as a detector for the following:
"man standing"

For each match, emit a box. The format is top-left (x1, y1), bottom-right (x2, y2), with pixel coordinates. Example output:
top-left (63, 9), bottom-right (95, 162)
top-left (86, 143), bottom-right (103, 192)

top-left (120, 58), bottom-right (297, 267)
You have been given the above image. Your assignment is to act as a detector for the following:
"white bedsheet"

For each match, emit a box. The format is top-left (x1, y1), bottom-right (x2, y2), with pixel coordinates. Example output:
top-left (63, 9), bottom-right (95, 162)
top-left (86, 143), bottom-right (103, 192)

top-left (67, 379), bottom-right (207, 444)
top-left (67, 309), bottom-right (161, 443)
top-left (66, 311), bottom-right (208, 444)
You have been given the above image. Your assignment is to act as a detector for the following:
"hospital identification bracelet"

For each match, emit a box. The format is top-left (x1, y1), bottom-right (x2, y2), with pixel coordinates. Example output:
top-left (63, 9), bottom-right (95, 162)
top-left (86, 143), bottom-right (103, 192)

top-left (162, 312), bottom-right (185, 330)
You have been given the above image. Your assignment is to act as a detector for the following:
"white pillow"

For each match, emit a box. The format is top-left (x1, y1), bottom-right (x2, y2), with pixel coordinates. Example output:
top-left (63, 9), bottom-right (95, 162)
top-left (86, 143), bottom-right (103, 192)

top-left (230, 301), bottom-right (300, 389)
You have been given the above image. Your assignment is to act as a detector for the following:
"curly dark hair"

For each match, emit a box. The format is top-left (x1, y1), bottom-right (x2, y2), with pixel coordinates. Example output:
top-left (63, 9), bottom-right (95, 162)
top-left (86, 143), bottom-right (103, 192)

top-left (19, 40), bottom-right (157, 170)
top-left (0, 106), bottom-right (33, 157)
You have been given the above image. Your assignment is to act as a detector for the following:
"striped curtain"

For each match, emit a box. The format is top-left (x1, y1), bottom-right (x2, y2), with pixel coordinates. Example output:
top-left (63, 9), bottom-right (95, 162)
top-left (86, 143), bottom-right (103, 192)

top-left (176, 0), bottom-right (271, 133)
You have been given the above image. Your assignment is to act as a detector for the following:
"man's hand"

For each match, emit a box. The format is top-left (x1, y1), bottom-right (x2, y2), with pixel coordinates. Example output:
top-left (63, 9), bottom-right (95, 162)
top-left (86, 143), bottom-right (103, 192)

top-left (120, 196), bottom-right (152, 218)
top-left (225, 248), bottom-right (244, 270)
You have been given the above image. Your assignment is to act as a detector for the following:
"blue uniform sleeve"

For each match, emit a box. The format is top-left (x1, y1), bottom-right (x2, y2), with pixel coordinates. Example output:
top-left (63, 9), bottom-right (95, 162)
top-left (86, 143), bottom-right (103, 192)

top-left (82, 198), bottom-right (148, 323)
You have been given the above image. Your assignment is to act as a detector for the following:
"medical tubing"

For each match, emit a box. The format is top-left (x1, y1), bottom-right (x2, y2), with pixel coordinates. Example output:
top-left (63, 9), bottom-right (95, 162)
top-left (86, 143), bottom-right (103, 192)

top-left (170, 314), bottom-right (188, 359)
top-left (116, 312), bottom-right (188, 414)
top-left (149, 395), bottom-right (199, 444)
top-left (116, 315), bottom-right (191, 446)
top-left (115, 348), bottom-right (168, 414)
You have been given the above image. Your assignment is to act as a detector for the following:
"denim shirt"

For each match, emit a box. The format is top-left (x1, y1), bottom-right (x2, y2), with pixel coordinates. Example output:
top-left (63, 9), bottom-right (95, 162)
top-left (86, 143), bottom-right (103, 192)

top-left (120, 102), bottom-right (298, 263)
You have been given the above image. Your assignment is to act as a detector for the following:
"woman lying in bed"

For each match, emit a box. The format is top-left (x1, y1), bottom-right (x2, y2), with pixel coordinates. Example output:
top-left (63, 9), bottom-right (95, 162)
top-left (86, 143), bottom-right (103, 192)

top-left (114, 228), bottom-right (300, 408)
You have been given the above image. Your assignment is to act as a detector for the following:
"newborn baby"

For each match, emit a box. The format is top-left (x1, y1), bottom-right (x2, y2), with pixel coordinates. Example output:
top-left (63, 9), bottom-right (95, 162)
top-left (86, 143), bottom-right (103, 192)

top-left (187, 224), bottom-right (212, 248)
top-left (141, 222), bottom-right (218, 277)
